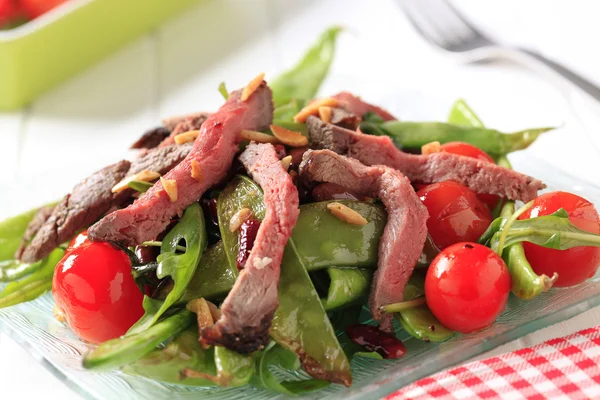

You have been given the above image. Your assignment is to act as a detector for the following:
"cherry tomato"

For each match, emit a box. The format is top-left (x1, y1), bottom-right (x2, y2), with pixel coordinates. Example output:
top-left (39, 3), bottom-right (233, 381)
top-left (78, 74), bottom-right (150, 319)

top-left (518, 191), bottom-right (600, 287)
top-left (0, 0), bottom-right (21, 27)
top-left (52, 239), bottom-right (144, 344)
top-left (417, 181), bottom-right (493, 249)
top-left (20, 0), bottom-right (66, 19)
top-left (425, 242), bottom-right (511, 333)
top-left (67, 230), bottom-right (89, 251)
top-left (439, 142), bottom-right (499, 210)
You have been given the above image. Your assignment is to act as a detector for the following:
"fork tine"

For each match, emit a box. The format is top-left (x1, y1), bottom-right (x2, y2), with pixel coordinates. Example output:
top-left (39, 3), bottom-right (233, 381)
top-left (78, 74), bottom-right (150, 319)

top-left (438, 0), bottom-right (490, 40)
top-left (398, 0), bottom-right (450, 47)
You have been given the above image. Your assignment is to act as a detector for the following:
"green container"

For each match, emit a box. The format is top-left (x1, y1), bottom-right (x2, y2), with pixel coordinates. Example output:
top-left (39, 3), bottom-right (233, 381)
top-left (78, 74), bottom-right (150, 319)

top-left (0, 0), bottom-right (199, 110)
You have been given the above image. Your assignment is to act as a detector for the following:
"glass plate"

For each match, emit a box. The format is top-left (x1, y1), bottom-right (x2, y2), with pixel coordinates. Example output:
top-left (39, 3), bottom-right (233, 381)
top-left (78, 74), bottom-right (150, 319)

top-left (1, 153), bottom-right (600, 400)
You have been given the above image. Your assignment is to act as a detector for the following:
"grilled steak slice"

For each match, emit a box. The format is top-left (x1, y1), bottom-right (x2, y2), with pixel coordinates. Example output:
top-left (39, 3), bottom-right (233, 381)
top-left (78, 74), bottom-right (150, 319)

top-left (129, 143), bottom-right (193, 175)
top-left (329, 107), bottom-right (360, 130)
top-left (20, 160), bottom-right (131, 263)
top-left (333, 92), bottom-right (396, 121)
top-left (159, 112), bottom-right (211, 147)
top-left (299, 149), bottom-right (428, 331)
top-left (89, 83), bottom-right (274, 246)
top-left (130, 126), bottom-right (171, 149)
top-left (14, 205), bottom-right (56, 260)
top-left (307, 116), bottom-right (545, 202)
top-left (201, 143), bottom-right (299, 353)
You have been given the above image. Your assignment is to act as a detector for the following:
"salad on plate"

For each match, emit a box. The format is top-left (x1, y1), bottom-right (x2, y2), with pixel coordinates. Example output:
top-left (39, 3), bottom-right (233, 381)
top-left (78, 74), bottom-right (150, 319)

top-left (1, 26), bottom-right (600, 395)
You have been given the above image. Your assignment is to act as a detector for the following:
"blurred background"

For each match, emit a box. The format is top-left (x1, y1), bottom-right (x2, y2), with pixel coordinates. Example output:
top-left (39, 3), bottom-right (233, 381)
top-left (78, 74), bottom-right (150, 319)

top-left (1, 0), bottom-right (600, 398)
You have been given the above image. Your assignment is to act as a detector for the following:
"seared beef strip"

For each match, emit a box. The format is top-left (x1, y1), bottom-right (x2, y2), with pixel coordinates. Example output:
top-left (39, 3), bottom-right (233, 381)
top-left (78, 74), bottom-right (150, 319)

top-left (329, 107), bottom-right (360, 130)
top-left (130, 126), bottom-right (171, 149)
top-left (201, 143), bottom-right (299, 353)
top-left (333, 92), bottom-right (397, 121)
top-left (14, 205), bottom-right (56, 260)
top-left (89, 83), bottom-right (274, 246)
top-left (129, 143), bottom-right (193, 175)
top-left (307, 116), bottom-right (545, 202)
top-left (299, 149), bottom-right (428, 331)
top-left (20, 160), bottom-right (131, 263)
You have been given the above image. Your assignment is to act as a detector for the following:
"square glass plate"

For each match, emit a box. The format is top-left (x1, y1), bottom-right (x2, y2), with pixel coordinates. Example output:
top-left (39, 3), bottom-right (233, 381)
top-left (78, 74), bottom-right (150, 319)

top-left (1, 158), bottom-right (600, 400)
top-left (2, 75), bottom-right (599, 399)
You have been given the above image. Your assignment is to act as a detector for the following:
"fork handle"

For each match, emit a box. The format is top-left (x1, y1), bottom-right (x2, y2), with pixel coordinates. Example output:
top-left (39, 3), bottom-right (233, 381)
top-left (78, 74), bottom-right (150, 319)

top-left (508, 48), bottom-right (600, 101)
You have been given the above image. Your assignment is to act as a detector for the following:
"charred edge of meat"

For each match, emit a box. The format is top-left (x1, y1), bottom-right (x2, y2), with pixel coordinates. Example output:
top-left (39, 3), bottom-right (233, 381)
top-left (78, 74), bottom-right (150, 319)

top-left (200, 314), bottom-right (272, 354)
top-left (14, 205), bottom-right (56, 259)
top-left (130, 126), bottom-right (171, 149)
top-left (299, 351), bottom-right (352, 387)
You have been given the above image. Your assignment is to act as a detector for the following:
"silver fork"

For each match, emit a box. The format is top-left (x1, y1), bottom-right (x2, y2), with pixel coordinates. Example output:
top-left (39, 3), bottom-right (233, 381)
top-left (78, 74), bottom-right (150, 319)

top-left (398, 0), bottom-right (600, 101)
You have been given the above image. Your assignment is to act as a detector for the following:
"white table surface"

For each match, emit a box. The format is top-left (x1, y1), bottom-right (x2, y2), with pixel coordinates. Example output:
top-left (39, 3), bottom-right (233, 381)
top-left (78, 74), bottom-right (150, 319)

top-left (2, 0), bottom-right (600, 398)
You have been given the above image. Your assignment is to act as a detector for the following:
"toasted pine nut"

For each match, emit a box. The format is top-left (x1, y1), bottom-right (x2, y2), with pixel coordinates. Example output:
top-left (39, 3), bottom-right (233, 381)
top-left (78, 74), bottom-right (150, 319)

top-left (281, 155), bottom-right (292, 171)
top-left (241, 72), bottom-right (265, 101)
top-left (186, 298), bottom-right (214, 328)
top-left (293, 98), bottom-right (338, 123)
top-left (229, 207), bottom-right (253, 232)
top-left (160, 176), bottom-right (178, 203)
top-left (240, 129), bottom-right (280, 144)
top-left (112, 170), bottom-right (160, 193)
top-left (327, 202), bottom-right (368, 226)
top-left (54, 306), bottom-right (66, 323)
top-left (191, 159), bottom-right (203, 182)
top-left (174, 130), bottom-right (200, 144)
top-left (421, 141), bottom-right (441, 155)
top-left (270, 125), bottom-right (308, 147)
top-left (318, 106), bottom-right (333, 123)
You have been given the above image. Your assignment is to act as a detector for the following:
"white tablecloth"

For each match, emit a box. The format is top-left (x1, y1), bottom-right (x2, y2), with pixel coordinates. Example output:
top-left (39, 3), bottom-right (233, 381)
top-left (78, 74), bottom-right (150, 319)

top-left (1, 0), bottom-right (600, 398)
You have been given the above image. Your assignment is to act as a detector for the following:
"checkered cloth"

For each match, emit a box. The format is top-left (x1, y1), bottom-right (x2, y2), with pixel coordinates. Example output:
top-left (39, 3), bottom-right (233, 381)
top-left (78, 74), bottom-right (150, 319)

top-left (387, 327), bottom-right (600, 399)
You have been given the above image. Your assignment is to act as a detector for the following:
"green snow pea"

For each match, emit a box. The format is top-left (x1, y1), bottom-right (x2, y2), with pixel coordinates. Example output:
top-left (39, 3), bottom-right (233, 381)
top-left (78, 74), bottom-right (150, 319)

top-left (83, 309), bottom-right (193, 371)
top-left (218, 177), bottom-right (352, 385)
top-left (363, 121), bottom-right (553, 157)
top-left (449, 99), bottom-right (556, 300)
top-left (251, 342), bottom-right (329, 395)
top-left (270, 26), bottom-right (342, 107)
top-left (395, 271), bottom-right (454, 342)
top-left (212, 346), bottom-right (255, 387)
top-left (0, 206), bottom-right (42, 261)
top-left (0, 259), bottom-right (44, 282)
top-left (320, 268), bottom-right (372, 311)
top-left (0, 248), bottom-right (64, 308)
top-left (128, 203), bottom-right (207, 335)
top-left (293, 200), bottom-right (386, 270)
top-left (123, 329), bottom-right (217, 387)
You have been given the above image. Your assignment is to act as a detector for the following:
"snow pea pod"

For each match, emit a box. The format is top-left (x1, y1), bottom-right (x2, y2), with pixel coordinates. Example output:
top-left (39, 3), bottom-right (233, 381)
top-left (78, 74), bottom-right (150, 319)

top-left (395, 271), bottom-right (454, 342)
top-left (128, 203), bottom-right (207, 335)
top-left (292, 200), bottom-right (386, 270)
top-left (83, 309), bottom-right (193, 371)
top-left (270, 26), bottom-right (342, 107)
top-left (218, 177), bottom-right (352, 385)
top-left (367, 121), bottom-right (553, 157)
top-left (320, 268), bottom-right (372, 311)
top-left (0, 206), bottom-right (40, 261)
top-left (0, 260), bottom-right (42, 282)
top-left (0, 248), bottom-right (64, 309)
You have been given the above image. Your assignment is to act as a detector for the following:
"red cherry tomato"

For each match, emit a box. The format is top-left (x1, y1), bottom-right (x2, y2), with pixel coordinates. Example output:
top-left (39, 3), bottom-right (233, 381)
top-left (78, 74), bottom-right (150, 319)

top-left (417, 181), bottom-right (493, 249)
top-left (20, 0), bottom-right (66, 19)
top-left (67, 230), bottom-right (89, 251)
top-left (52, 239), bottom-right (144, 344)
top-left (439, 142), bottom-right (499, 209)
top-left (0, 0), bottom-right (21, 27)
top-left (425, 242), bottom-right (511, 333)
top-left (518, 191), bottom-right (600, 287)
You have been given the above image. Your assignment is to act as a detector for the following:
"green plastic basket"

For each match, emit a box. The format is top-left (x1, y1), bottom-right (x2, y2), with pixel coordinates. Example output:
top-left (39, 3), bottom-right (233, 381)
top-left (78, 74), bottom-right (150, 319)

top-left (0, 0), bottom-right (199, 110)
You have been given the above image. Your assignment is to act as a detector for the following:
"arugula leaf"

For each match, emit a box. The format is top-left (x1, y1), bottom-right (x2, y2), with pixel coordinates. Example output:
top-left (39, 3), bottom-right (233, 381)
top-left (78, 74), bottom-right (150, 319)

top-left (128, 203), bottom-right (207, 334)
top-left (127, 180), bottom-right (153, 193)
top-left (218, 82), bottom-right (229, 100)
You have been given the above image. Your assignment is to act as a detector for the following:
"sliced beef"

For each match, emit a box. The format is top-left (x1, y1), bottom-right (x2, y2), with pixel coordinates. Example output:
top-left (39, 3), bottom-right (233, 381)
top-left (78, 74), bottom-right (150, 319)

top-left (130, 126), bottom-right (171, 149)
top-left (14, 205), bottom-right (56, 260)
top-left (307, 116), bottom-right (545, 202)
top-left (299, 149), bottom-right (428, 331)
top-left (129, 143), bottom-right (193, 175)
top-left (201, 143), bottom-right (299, 353)
top-left (20, 160), bottom-right (131, 263)
top-left (89, 83), bottom-right (274, 246)
top-left (328, 107), bottom-right (360, 130)
top-left (333, 92), bottom-right (396, 121)
top-left (159, 112), bottom-right (211, 147)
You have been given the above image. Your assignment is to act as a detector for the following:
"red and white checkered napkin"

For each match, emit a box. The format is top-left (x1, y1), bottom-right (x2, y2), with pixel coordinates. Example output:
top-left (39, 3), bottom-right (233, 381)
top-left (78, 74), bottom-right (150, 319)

top-left (387, 327), bottom-right (600, 400)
